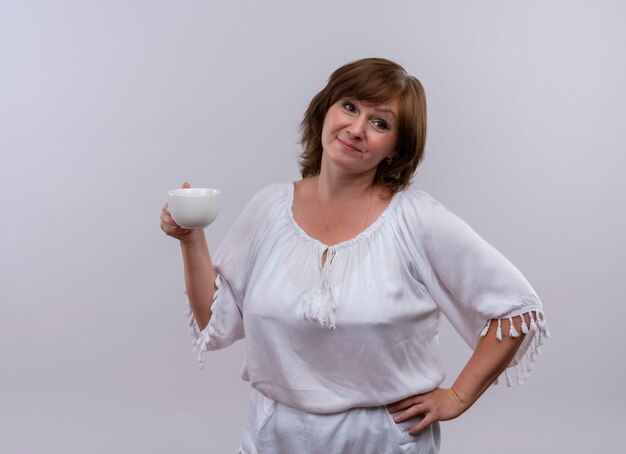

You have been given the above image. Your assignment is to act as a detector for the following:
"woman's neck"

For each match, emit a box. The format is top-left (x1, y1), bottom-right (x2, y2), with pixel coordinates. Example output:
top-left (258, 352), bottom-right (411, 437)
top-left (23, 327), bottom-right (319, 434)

top-left (316, 161), bottom-right (378, 205)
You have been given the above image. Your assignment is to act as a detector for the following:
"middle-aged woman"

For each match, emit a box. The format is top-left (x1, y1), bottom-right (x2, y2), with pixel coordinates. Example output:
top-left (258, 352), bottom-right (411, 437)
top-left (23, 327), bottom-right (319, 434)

top-left (160, 58), bottom-right (549, 453)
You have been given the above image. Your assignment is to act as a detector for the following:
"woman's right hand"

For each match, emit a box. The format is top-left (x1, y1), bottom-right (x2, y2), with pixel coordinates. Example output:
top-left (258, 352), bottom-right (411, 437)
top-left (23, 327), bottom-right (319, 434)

top-left (160, 181), bottom-right (201, 243)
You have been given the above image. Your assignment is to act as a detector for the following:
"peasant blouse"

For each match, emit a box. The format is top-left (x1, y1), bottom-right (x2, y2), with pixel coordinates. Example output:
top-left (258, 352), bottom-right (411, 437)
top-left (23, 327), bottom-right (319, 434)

top-left (184, 182), bottom-right (549, 414)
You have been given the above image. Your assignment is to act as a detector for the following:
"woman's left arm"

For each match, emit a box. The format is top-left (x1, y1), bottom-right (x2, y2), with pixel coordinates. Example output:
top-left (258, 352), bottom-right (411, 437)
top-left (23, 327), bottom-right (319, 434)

top-left (391, 191), bottom-right (549, 434)
top-left (387, 314), bottom-right (529, 435)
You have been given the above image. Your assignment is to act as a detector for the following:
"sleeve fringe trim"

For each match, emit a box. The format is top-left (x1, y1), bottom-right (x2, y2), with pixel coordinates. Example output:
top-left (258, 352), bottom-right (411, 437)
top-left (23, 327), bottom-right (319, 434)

top-left (183, 276), bottom-right (222, 370)
top-left (479, 309), bottom-right (550, 387)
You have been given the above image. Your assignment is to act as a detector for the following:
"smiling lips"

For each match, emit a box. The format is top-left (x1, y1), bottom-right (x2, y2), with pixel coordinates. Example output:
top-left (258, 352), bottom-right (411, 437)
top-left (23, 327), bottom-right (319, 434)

top-left (337, 138), bottom-right (362, 153)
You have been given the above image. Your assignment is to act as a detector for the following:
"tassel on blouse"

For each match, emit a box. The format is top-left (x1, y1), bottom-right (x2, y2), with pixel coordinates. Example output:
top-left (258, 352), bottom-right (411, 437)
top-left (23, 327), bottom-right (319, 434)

top-left (301, 247), bottom-right (338, 329)
top-left (504, 369), bottom-right (512, 387)
top-left (537, 310), bottom-right (551, 338)
top-left (185, 278), bottom-right (222, 369)
top-left (529, 310), bottom-right (538, 332)
top-left (488, 305), bottom-right (549, 388)
top-left (508, 316), bottom-right (520, 338)
top-left (480, 320), bottom-right (491, 337)
top-left (520, 314), bottom-right (529, 334)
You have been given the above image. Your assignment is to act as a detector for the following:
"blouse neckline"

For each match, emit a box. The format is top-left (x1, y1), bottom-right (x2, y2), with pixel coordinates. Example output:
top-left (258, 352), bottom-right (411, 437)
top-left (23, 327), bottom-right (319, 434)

top-left (285, 181), bottom-right (402, 252)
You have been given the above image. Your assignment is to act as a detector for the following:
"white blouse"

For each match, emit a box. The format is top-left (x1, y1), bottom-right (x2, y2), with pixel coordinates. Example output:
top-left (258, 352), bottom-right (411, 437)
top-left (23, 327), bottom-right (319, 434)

top-left (184, 183), bottom-right (549, 414)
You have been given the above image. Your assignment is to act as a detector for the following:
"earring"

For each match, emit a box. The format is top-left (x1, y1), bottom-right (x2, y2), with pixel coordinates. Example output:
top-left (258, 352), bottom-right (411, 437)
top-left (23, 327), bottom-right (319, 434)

top-left (386, 156), bottom-right (394, 165)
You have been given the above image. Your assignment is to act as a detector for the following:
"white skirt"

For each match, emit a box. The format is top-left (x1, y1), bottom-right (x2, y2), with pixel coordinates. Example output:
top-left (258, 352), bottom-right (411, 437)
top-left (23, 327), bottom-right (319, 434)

top-left (238, 389), bottom-right (441, 454)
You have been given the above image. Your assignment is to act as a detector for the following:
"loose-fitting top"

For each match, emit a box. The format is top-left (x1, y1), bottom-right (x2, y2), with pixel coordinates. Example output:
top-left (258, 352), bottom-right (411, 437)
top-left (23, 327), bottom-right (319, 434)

top-left (184, 183), bottom-right (549, 414)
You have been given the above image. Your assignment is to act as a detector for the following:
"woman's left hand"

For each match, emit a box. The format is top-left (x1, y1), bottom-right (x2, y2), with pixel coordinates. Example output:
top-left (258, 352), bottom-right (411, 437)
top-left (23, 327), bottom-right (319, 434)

top-left (386, 387), bottom-right (467, 435)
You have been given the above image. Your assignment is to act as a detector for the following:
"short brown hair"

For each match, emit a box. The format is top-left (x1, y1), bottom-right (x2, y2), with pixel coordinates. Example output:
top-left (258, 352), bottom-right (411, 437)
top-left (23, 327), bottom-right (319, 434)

top-left (299, 57), bottom-right (427, 194)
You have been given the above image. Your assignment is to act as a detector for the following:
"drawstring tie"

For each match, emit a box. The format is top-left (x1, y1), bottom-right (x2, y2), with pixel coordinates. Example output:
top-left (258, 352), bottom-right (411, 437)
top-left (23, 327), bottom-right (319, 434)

top-left (301, 247), bottom-right (337, 329)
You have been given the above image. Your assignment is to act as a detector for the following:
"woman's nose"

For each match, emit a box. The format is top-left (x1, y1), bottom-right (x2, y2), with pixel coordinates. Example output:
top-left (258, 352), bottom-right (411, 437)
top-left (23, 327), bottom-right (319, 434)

top-left (347, 117), bottom-right (367, 139)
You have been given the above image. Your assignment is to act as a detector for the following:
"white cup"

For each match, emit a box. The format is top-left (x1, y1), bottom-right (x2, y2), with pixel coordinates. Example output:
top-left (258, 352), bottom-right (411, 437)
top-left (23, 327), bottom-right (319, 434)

top-left (168, 188), bottom-right (220, 229)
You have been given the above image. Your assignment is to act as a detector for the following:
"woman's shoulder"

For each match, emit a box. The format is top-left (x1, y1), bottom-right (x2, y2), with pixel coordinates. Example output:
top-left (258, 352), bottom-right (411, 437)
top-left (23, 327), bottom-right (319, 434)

top-left (237, 182), bottom-right (291, 221)
top-left (249, 182), bottom-right (291, 202)
top-left (397, 187), bottom-right (489, 246)
top-left (396, 185), bottom-right (447, 216)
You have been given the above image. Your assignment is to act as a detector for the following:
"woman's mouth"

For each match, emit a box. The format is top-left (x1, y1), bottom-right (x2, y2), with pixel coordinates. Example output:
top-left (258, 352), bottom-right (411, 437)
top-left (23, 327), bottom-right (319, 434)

top-left (337, 138), bottom-right (362, 153)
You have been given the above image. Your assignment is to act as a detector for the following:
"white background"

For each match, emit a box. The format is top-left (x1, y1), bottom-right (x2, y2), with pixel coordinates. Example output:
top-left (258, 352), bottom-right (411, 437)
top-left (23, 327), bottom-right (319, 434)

top-left (1, 1), bottom-right (624, 452)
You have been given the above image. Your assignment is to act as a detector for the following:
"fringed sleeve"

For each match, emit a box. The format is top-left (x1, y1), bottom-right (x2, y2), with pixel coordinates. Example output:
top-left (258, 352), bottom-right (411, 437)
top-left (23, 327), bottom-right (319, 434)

top-left (185, 273), bottom-right (244, 369)
top-left (415, 193), bottom-right (549, 386)
top-left (182, 184), bottom-right (284, 368)
top-left (478, 307), bottom-right (550, 386)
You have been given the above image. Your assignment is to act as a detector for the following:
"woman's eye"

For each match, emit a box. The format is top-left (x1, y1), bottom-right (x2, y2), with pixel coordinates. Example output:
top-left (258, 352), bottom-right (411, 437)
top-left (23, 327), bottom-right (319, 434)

top-left (342, 101), bottom-right (357, 114)
top-left (371, 119), bottom-right (390, 131)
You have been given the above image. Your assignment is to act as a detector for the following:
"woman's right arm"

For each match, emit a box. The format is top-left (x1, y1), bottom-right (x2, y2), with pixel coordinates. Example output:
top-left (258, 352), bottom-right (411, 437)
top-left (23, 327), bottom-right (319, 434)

top-left (160, 182), bottom-right (216, 331)
top-left (179, 231), bottom-right (216, 331)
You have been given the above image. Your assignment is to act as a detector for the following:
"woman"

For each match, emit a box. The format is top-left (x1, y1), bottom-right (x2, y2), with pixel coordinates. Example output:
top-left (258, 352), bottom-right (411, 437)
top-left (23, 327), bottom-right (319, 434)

top-left (160, 58), bottom-right (549, 453)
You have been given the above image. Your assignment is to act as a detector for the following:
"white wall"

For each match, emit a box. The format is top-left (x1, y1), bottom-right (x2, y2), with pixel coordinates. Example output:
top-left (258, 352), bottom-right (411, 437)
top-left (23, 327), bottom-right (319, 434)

top-left (1, 1), bottom-right (624, 452)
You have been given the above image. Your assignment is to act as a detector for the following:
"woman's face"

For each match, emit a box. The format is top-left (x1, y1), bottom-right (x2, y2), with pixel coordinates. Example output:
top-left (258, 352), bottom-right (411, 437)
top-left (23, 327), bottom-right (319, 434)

top-left (320, 98), bottom-right (399, 177)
